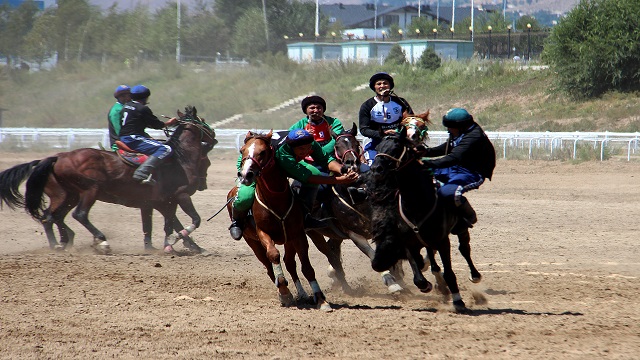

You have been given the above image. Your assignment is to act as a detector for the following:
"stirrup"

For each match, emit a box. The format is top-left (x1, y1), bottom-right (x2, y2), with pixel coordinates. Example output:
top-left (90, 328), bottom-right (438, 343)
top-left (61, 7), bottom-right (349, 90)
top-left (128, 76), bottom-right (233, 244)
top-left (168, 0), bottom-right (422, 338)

top-left (139, 174), bottom-right (156, 185)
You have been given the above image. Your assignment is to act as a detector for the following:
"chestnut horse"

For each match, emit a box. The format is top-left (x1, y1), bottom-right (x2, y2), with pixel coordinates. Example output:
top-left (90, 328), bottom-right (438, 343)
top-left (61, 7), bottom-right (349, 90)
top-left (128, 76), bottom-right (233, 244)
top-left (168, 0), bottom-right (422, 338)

top-left (0, 106), bottom-right (216, 254)
top-left (226, 131), bottom-right (332, 311)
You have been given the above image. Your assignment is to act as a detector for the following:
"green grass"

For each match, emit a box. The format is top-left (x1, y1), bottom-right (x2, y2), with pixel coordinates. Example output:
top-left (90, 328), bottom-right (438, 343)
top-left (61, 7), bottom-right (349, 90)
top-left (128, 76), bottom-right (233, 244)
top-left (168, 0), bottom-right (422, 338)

top-left (1, 59), bottom-right (639, 132)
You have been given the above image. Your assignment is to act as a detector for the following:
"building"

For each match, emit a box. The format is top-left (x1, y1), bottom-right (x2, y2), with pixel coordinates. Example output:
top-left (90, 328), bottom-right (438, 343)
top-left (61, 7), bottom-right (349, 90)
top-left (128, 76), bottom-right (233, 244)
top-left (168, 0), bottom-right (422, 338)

top-left (1, 0), bottom-right (45, 10)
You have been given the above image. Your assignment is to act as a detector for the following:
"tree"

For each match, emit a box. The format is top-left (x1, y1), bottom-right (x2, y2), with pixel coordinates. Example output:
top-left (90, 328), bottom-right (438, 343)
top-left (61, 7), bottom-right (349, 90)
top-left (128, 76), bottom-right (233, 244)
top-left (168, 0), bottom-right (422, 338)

top-left (0, 1), bottom-right (39, 67)
top-left (542, 0), bottom-right (640, 98)
top-left (384, 44), bottom-right (407, 65)
top-left (231, 8), bottom-right (270, 59)
top-left (416, 47), bottom-right (441, 71)
top-left (22, 11), bottom-right (57, 68)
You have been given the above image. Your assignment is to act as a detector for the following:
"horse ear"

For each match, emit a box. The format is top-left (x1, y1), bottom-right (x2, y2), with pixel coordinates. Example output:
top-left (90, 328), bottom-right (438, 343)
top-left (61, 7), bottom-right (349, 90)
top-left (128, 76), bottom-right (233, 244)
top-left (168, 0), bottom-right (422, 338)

top-left (177, 109), bottom-right (184, 118)
top-left (402, 110), bottom-right (409, 119)
top-left (266, 129), bottom-right (273, 139)
top-left (350, 122), bottom-right (357, 134)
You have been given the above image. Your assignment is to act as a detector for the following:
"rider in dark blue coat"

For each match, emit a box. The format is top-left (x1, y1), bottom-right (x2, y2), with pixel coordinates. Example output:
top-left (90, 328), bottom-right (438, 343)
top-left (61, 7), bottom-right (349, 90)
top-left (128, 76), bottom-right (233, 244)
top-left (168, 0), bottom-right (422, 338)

top-left (420, 108), bottom-right (496, 230)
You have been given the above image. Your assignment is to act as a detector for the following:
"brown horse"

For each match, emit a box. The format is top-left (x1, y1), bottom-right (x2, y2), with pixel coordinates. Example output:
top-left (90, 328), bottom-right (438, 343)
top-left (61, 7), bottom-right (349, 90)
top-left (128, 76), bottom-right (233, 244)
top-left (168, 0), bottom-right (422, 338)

top-left (401, 110), bottom-right (431, 144)
top-left (226, 131), bottom-right (332, 311)
top-left (304, 123), bottom-right (407, 294)
top-left (0, 106), bottom-right (216, 254)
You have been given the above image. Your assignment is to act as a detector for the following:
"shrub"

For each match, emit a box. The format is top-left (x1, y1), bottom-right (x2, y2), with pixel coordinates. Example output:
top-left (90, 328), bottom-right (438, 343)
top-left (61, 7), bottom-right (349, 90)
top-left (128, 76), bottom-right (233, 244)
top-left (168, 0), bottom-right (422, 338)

top-left (416, 47), bottom-right (441, 71)
top-left (385, 44), bottom-right (408, 65)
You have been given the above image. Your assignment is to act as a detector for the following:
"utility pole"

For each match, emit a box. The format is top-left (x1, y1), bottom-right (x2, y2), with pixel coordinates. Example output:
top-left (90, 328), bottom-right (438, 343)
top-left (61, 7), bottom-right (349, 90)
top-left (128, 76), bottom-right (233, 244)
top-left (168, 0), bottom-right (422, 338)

top-left (262, 0), bottom-right (270, 51)
top-left (176, 0), bottom-right (181, 63)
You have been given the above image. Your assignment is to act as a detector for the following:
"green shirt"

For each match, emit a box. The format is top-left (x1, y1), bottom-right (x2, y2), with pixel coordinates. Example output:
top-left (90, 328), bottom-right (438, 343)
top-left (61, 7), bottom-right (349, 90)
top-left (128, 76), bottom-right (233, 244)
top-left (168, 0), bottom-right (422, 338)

top-left (108, 102), bottom-right (124, 151)
top-left (275, 141), bottom-right (336, 183)
top-left (289, 116), bottom-right (344, 155)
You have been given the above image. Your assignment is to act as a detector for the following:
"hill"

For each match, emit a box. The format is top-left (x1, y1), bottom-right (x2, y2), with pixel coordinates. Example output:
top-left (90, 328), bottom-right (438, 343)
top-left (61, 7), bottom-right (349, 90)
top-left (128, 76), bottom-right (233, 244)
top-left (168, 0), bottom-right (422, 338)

top-left (1, 59), bottom-right (639, 133)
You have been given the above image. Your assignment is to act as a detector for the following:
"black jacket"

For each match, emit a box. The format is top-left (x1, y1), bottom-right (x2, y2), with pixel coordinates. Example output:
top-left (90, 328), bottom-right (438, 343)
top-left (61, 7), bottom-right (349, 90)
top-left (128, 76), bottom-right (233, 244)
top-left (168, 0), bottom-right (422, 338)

top-left (359, 95), bottom-right (413, 141)
top-left (119, 101), bottom-right (166, 138)
top-left (422, 124), bottom-right (496, 180)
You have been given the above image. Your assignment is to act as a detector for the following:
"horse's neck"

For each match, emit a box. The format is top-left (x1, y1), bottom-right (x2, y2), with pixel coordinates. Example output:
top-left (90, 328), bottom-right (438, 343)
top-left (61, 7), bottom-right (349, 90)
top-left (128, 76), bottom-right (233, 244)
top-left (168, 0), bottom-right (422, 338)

top-left (255, 165), bottom-right (292, 203)
top-left (397, 163), bottom-right (437, 205)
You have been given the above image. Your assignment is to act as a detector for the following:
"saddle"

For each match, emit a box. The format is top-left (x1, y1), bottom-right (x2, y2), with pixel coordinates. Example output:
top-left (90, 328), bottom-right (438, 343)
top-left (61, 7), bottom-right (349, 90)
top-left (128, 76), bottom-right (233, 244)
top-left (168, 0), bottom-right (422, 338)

top-left (115, 140), bottom-right (148, 166)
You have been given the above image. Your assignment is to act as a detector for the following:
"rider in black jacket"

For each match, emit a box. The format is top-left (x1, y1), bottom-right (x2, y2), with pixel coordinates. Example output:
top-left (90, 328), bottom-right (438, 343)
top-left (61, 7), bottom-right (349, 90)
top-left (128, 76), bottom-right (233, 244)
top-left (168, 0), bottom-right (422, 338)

top-left (420, 108), bottom-right (496, 230)
top-left (359, 72), bottom-right (413, 165)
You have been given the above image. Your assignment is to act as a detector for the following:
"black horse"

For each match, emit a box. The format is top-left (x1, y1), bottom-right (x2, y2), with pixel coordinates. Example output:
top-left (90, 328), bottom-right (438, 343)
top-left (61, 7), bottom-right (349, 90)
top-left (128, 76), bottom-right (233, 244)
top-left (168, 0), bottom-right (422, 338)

top-left (367, 127), bottom-right (477, 312)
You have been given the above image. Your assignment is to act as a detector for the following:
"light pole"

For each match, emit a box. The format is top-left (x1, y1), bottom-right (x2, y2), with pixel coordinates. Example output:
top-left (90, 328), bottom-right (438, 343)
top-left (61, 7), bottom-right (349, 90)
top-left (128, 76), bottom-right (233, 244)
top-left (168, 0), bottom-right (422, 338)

top-left (433, 28), bottom-right (438, 39)
top-left (331, 31), bottom-right (336, 43)
top-left (507, 24), bottom-right (512, 59)
top-left (527, 23), bottom-right (532, 61)
top-left (450, 27), bottom-right (454, 39)
top-left (487, 25), bottom-right (492, 59)
top-left (415, 28), bottom-right (421, 38)
top-left (398, 29), bottom-right (404, 40)
top-left (176, 0), bottom-right (180, 63)
top-left (469, 26), bottom-right (473, 41)
top-left (381, 30), bottom-right (386, 41)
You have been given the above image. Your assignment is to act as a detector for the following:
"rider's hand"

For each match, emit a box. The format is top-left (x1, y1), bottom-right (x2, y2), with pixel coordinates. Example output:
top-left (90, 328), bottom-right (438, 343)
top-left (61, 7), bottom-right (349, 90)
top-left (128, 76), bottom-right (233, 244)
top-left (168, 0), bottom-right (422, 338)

top-left (383, 129), bottom-right (397, 135)
top-left (165, 117), bottom-right (178, 127)
top-left (335, 169), bottom-right (358, 184)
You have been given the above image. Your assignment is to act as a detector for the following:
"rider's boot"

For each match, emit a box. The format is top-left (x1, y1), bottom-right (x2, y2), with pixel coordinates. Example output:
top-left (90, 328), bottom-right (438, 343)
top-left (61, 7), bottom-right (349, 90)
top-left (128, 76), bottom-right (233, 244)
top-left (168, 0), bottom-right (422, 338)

top-left (229, 207), bottom-right (249, 240)
top-left (452, 196), bottom-right (477, 234)
top-left (133, 155), bottom-right (162, 185)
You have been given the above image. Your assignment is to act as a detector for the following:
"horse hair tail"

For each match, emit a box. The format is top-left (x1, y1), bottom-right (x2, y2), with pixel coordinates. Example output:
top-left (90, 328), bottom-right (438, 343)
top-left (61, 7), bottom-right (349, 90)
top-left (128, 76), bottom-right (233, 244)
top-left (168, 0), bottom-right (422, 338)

top-left (25, 157), bottom-right (57, 221)
top-left (0, 159), bottom-right (41, 210)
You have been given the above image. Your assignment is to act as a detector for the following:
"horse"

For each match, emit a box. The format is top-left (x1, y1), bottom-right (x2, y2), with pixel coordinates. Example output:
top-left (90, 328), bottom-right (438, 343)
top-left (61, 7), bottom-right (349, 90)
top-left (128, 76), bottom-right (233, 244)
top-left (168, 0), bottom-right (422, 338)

top-left (400, 110), bottom-right (482, 283)
top-left (226, 131), bottom-right (332, 311)
top-left (367, 126), bottom-right (474, 313)
top-left (304, 123), bottom-right (407, 294)
top-left (0, 106), bottom-right (216, 254)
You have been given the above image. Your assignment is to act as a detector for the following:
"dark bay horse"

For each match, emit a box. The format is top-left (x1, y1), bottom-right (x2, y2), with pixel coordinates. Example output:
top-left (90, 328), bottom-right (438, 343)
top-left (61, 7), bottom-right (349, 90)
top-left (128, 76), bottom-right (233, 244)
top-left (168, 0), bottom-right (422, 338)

top-left (368, 127), bottom-right (475, 313)
top-left (0, 106), bottom-right (216, 254)
top-left (226, 131), bottom-right (332, 311)
top-left (304, 123), bottom-right (406, 294)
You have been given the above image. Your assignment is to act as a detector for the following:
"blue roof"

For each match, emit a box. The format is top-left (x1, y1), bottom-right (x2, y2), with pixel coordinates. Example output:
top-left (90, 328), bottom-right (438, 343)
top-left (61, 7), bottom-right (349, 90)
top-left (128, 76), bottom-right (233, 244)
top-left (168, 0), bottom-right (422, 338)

top-left (1, 0), bottom-right (44, 10)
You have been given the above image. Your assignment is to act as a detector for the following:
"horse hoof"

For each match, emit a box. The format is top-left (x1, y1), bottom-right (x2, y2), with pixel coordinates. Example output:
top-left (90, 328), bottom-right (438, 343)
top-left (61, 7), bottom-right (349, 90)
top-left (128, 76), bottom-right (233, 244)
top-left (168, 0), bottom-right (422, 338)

top-left (469, 274), bottom-right (482, 283)
top-left (54, 244), bottom-right (65, 251)
top-left (453, 300), bottom-right (470, 314)
top-left (93, 241), bottom-right (111, 255)
top-left (318, 301), bottom-right (333, 312)
top-left (164, 245), bottom-right (174, 254)
top-left (279, 292), bottom-right (295, 307)
top-left (419, 281), bottom-right (433, 293)
top-left (388, 283), bottom-right (403, 294)
top-left (327, 265), bottom-right (337, 279)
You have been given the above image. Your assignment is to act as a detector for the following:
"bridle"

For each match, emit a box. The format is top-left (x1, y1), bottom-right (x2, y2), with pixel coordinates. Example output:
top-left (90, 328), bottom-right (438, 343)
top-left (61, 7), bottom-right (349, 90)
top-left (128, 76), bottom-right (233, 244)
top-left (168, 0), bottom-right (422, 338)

top-left (333, 133), bottom-right (362, 165)
top-left (374, 135), bottom-right (412, 172)
top-left (402, 116), bottom-right (429, 142)
top-left (240, 135), bottom-right (275, 180)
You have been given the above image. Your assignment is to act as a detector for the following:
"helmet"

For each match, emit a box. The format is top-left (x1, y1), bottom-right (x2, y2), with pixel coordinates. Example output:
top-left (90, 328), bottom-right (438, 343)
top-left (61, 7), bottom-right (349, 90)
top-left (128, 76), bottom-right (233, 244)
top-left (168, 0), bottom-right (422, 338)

top-left (113, 85), bottom-right (130, 98)
top-left (130, 85), bottom-right (151, 101)
top-left (369, 72), bottom-right (394, 91)
top-left (300, 95), bottom-right (326, 114)
top-left (442, 108), bottom-right (474, 129)
top-left (285, 129), bottom-right (314, 147)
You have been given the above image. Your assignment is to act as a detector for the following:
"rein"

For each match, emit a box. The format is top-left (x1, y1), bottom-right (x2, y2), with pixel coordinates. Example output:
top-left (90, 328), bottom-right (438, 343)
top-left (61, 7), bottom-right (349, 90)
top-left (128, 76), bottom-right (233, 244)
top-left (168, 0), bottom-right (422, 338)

top-left (398, 190), bottom-right (438, 247)
top-left (254, 182), bottom-right (296, 244)
top-left (331, 186), bottom-right (367, 219)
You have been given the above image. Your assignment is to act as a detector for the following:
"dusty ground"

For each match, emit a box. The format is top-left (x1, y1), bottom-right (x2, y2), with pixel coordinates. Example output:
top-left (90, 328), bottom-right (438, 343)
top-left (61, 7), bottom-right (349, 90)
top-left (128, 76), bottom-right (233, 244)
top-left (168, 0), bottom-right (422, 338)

top-left (0, 151), bottom-right (639, 359)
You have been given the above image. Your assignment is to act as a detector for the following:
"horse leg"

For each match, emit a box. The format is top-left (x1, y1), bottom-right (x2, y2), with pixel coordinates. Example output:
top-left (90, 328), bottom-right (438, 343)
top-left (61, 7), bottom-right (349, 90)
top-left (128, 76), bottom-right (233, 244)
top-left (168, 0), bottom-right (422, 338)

top-left (405, 247), bottom-right (432, 293)
top-left (427, 249), bottom-right (449, 297)
top-left (255, 228), bottom-right (293, 306)
top-left (283, 242), bottom-right (308, 303)
top-left (141, 207), bottom-right (156, 251)
top-left (438, 238), bottom-right (469, 313)
top-left (350, 231), bottom-right (403, 293)
top-left (308, 231), bottom-right (350, 293)
top-left (171, 214), bottom-right (204, 254)
top-left (457, 229), bottom-right (481, 283)
top-left (173, 194), bottom-right (205, 253)
top-left (293, 235), bottom-right (332, 312)
top-left (70, 190), bottom-right (110, 254)
top-left (157, 204), bottom-right (180, 253)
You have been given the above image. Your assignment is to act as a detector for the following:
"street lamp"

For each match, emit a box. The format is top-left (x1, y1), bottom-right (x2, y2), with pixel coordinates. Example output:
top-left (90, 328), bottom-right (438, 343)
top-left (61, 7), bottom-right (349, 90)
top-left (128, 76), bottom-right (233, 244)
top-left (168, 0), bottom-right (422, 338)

top-left (299, 32), bottom-right (304, 39)
top-left (283, 35), bottom-right (289, 40)
top-left (331, 31), bottom-right (336, 43)
top-left (415, 28), bottom-right (421, 38)
top-left (432, 28), bottom-right (438, 39)
top-left (527, 23), bottom-right (532, 61)
top-left (507, 24), bottom-right (512, 59)
top-left (487, 25), bottom-right (492, 59)
top-left (315, 32), bottom-right (319, 42)
top-left (450, 27), bottom-right (454, 39)
top-left (398, 29), bottom-right (404, 39)
top-left (468, 26), bottom-right (473, 41)
top-left (381, 30), bottom-right (386, 41)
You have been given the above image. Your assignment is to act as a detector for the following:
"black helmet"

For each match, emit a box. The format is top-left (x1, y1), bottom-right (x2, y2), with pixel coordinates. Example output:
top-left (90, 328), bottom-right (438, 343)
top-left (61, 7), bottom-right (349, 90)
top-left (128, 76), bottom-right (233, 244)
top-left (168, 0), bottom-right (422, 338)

top-left (130, 85), bottom-right (151, 101)
top-left (300, 95), bottom-right (326, 114)
top-left (369, 72), bottom-right (394, 91)
top-left (442, 108), bottom-right (474, 129)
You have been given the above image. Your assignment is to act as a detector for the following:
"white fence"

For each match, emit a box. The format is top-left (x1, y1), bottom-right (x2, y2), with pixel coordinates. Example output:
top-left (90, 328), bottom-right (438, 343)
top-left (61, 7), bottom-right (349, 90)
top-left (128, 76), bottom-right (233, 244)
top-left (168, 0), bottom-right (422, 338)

top-left (1, 127), bottom-right (639, 161)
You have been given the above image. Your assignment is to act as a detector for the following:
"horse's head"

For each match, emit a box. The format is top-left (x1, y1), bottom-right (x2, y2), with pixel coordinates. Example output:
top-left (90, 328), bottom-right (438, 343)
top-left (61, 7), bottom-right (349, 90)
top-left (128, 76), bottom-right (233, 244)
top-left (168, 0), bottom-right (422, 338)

top-left (401, 110), bottom-right (431, 145)
top-left (333, 123), bottom-right (362, 174)
top-left (170, 106), bottom-right (217, 190)
top-left (370, 126), bottom-right (415, 179)
top-left (238, 130), bottom-right (274, 186)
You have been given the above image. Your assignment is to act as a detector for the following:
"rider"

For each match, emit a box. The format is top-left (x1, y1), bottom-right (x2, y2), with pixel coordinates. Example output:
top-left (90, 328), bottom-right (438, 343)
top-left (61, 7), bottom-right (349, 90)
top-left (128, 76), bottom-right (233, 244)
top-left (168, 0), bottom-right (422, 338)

top-left (359, 72), bottom-right (413, 165)
top-left (419, 108), bottom-right (496, 231)
top-left (289, 95), bottom-right (344, 161)
top-left (119, 85), bottom-right (178, 185)
top-left (108, 85), bottom-right (131, 151)
top-left (228, 129), bottom-right (359, 240)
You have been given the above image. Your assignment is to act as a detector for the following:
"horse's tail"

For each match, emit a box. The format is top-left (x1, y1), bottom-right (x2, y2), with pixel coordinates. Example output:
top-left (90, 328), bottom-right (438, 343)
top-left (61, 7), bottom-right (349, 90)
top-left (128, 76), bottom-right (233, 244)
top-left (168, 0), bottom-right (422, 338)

top-left (0, 160), bottom-right (41, 210)
top-left (25, 157), bottom-right (57, 221)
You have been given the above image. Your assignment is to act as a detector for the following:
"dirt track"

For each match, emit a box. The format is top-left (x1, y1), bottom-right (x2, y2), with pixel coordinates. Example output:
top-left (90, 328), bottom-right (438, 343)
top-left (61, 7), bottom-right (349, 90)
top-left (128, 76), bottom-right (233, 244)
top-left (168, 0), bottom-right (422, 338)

top-left (1, 152), bottom-right (639, 359)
